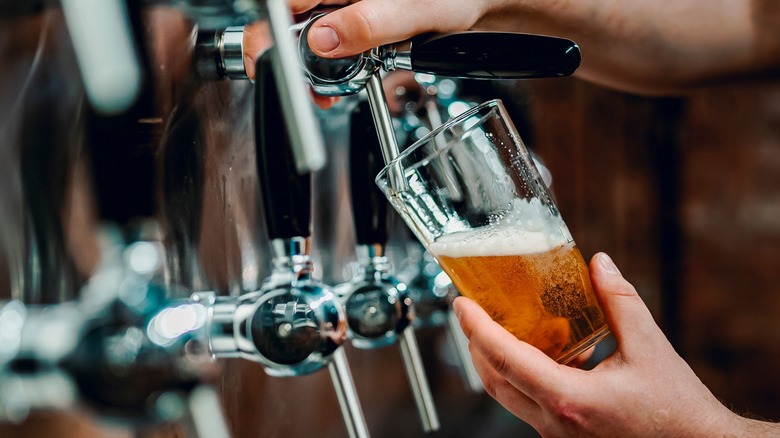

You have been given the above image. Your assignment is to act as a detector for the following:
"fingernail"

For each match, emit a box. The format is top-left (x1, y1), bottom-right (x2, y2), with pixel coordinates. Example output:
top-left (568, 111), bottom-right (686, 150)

top-left (598, 253), bottom-right (621, 275)
top-left (310, 25), bottom-right (340, 54)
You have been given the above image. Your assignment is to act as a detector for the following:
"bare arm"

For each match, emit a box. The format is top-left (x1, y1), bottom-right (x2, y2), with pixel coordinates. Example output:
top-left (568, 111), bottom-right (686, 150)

top-left (289, 0), bottom-right (780, 95)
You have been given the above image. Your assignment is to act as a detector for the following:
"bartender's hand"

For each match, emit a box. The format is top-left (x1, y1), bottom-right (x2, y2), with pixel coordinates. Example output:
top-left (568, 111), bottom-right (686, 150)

top-left (289, 0), bottom-right (483, 58)
top-left (454, 252), bottom-right (780, 437)
top-left (286, 0), bottom-right (780, 95)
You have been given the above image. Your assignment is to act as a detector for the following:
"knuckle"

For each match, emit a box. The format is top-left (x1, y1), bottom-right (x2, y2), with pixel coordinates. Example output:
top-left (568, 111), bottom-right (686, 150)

top-left (349, 7), bottom-right (375, 44)
top-left (544, 394), bottom-right (586, 429)
top-left (482, 377), bottom-right (499, 399)
top-left (484, 347), bottom-right (509, 375)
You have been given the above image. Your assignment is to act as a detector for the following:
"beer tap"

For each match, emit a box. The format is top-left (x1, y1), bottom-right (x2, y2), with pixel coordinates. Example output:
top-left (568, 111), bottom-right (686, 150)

top-left (187, 50), bottom-right (368, 437)
top-left (337, 99), bottom-right (440, 433)
top-left (298, 10), bottom-right (581, 191)
top-left (298, 14), bottom-right (581, 97)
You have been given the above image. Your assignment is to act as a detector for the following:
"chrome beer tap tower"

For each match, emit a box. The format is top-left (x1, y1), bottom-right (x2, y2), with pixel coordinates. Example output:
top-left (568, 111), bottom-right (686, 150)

top-left (0, 1), bottom-right (582, 436)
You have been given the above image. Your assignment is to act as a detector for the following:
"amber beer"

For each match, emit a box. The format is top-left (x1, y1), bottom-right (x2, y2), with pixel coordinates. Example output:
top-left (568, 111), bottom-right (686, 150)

top-left (430, 226), bottom-right (608, 362)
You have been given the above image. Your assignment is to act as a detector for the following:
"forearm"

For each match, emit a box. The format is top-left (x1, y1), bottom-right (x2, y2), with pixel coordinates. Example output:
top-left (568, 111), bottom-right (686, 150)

top-left (475, 0), bottom-right (780, 95)
top-left (737, 416), bottom-right (780, 437)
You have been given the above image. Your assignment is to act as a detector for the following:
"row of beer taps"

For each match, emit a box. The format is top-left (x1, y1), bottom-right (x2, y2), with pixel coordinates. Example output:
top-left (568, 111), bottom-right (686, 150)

top-left (0, 0), bottom-right (576, 436)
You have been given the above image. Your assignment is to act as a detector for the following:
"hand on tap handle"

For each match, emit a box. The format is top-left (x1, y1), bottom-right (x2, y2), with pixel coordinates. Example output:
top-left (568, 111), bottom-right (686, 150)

top-left (297, 12), bottom-right (580, 98)
top-left (290, 0), bottom-right (780, 95)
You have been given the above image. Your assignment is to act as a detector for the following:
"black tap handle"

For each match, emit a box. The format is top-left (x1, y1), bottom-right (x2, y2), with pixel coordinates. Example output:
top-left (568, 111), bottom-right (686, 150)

top-left (408, 32), bottom-right (581, 79)
top-left (349, 100), bottom-right (389, 246)
top-left (255, 49), bottom-right (312, 240)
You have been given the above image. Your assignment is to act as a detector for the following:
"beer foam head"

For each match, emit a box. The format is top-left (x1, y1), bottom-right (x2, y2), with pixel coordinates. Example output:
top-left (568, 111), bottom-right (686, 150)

top-left (430, 197), bottom-right (569, 257)
top-left (430, 225), bottom-right (566, 257)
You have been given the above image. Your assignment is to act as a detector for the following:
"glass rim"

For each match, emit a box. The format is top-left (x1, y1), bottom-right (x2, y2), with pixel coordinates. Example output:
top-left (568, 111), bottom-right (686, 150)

top-left (375, 98), bottom-right (503, 189)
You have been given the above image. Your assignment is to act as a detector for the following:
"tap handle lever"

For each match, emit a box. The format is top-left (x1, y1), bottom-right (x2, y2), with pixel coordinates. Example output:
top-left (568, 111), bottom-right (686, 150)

top-left (186, 385), bottom-right (232, 438)
top-left (264, 0), bottom-right (327, 173)
top-left (399, 326), bottom-right (440, 433)
top-left (446, 306), bottom-right (485, 394)
top-left (399, 31), bottom-right (581, 79)
top-left (328, 349), bottom-right (371, 438)
top-left (255, 49), bottom-right (312, 240)
top-left (349, 100), bottom-right (390, 246)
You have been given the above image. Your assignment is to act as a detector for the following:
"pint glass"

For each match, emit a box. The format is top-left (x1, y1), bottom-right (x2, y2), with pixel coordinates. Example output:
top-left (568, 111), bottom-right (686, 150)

top-left (376, 100), bottom-right (610, 363)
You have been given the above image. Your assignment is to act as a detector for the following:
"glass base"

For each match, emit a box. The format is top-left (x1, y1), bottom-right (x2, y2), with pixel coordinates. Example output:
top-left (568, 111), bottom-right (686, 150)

top-left (554, 325), bottom-right (612, 365)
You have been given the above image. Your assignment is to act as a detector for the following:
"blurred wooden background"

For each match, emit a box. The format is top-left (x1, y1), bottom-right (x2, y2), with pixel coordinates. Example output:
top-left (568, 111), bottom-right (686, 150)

top-left (529, 77), bottom-right (780, 422)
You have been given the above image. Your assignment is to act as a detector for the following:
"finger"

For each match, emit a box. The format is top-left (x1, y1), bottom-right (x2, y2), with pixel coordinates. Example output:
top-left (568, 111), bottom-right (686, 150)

top-left (453, 297), bottom-right (564, 398)
top-left (311, 90), bottom-right (340, 109)
top-left (289, 0), bottom-right (326, 14)
top-left (306, 0), bottom-right (482, 57)
top-left (589, 253), bottom-right (667, 360)
top-left (243, 21), bottom-right (273, 80)
top-left (470, 349), bottom-right (542, 425)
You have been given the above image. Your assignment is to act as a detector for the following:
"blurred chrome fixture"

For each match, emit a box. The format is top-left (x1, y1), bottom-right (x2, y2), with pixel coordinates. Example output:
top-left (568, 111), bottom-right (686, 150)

top-left (219, 26), bottom-right (248, 79)
top-left (0, 231), bottom-right (229, 437)
top-left (194, 25), bottom-right (250, 80)
top-left (60, 0), bottom-right (142, 115)
top-left (174, 0), bottom-right (261, 28)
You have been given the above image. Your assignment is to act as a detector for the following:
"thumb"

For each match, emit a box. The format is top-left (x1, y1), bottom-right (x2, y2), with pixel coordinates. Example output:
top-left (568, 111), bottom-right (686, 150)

top-left (306, 0), bottom-right (480, 58)
top-left (589, 252), bottom-right (666, 360)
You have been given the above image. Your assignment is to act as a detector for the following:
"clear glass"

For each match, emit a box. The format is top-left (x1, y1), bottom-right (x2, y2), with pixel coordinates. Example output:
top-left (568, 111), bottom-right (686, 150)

top-left (376, 99), bottom-right (610, 363)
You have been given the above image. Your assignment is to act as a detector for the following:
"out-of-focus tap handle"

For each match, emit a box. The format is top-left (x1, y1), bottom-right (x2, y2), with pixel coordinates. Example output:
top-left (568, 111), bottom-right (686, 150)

top-left (60, 0), bottom-right (142, 114)
top-left (255, 49), bottom-right (312, 240)
top-left (328, 348), bottom-right (370, 438)
top-left (349, 100), bottom-right (389, 246)
top-left (446, 306), bottom-right (484, 394)
top-left (399, 327), bottom-right (440, 433)
top-left (263, 0), bottom-right (327, 173)
top-left (187, 385), bottom-right (232, 438)
top-left (393, 32), bottom-right (581, 79)
top-left (76, 0), bottom-right (158, 229)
